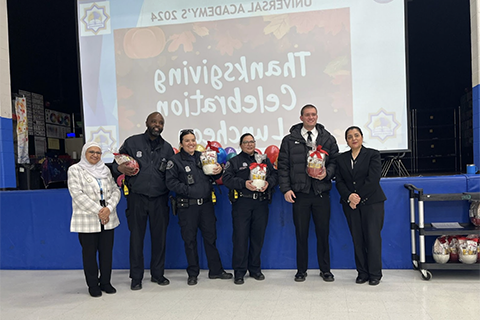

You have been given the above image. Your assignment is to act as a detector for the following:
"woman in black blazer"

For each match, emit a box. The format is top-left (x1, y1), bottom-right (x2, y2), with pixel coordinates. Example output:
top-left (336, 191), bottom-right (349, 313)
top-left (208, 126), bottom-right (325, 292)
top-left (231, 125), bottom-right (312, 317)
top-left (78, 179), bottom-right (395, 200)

top-left (335, 126), bottom-right (386, 286)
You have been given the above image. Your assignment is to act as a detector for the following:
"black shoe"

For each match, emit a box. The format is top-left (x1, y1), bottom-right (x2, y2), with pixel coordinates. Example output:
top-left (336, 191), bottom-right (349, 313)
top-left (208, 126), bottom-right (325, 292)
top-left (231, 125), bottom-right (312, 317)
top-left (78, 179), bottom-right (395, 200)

top-left (320, 272), bottom-right (335, 282)
top-left (152, 276), bottom-right (170, 286)
top-left (131, 279), bottom-right (142, 291)
top-left (355, 276), bottom-right (369, 284)
top-left (209, 271), bottom-right (233, 280)
top-left (234, 277), bottom-right (244, 285)
top-left (187, 276), bottom-right (198, 286)
top-left (100, 283), bottom-right (117, 294)
top-left (88, 286), bottom-right (102, 297)
top-left (250, 272), bottom-right (265, 281)
top-left (369, 279), bottom-right (380, 286)
top-left (294, 271), bottom-right (307, 282)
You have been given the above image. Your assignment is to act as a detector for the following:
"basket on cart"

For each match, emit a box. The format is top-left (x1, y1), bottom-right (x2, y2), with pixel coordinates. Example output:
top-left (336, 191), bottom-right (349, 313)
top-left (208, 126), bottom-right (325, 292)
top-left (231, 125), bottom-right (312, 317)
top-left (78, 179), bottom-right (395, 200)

top-left (404, 184), bottom-right (480, 280)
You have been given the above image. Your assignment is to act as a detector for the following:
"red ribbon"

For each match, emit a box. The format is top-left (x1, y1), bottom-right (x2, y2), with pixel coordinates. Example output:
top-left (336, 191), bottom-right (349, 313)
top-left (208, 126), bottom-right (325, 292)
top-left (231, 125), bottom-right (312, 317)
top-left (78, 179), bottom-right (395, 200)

top-left (310, 145), bottom-right (329, 158)
top-left (206, 141), bottom-right (219, 152)
top-left (249, 163), bottom-right (267, 170)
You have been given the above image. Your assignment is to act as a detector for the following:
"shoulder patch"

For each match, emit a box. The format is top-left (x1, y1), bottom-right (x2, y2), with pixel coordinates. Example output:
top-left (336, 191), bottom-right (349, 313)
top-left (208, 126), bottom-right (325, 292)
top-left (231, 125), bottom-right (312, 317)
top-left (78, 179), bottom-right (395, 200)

top-left (224, 161), bottom-right (231, 170)
top-left (166, 160), bottom-right (174, 170)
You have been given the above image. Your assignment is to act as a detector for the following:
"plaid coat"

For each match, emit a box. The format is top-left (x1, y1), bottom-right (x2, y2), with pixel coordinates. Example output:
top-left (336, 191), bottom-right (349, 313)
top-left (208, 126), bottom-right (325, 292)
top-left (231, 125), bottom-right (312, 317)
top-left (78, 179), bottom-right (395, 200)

top-left (67, 164), bottom-right (121, 233)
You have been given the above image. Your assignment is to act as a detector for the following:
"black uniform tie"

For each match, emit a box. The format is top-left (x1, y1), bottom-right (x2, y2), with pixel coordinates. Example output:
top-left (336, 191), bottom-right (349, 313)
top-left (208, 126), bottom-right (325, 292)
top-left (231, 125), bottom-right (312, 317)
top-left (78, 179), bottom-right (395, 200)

top-left (307, 131), bottom-right (312, 143)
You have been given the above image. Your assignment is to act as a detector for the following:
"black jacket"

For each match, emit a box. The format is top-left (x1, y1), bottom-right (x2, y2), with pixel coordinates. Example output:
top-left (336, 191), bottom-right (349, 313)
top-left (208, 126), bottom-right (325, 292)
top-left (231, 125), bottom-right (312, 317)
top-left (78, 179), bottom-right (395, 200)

top-left (335, 146), bottom-right (387, 206)
top-left (278, 123), bottom-right (339, 195)
top-left (222, 151), bottom-right (278, 195)
top-left (165, 149), bottom-right (220, 199)
top-left (112, 132), bottom-right (174, 197)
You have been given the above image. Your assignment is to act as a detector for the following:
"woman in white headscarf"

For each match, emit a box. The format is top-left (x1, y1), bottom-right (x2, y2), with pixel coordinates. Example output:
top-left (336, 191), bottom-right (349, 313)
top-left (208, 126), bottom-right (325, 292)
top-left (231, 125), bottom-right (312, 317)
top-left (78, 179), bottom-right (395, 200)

top-left (67, 142), bottom-right (121, 297)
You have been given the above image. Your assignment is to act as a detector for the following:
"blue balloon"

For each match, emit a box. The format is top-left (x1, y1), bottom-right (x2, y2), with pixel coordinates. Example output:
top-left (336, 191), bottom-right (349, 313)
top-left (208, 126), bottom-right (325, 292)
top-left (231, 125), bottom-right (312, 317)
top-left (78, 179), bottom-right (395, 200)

top-left (217, 148), bottom-right (227, 164)
top-left (226, 152), bottom-right (237, 161)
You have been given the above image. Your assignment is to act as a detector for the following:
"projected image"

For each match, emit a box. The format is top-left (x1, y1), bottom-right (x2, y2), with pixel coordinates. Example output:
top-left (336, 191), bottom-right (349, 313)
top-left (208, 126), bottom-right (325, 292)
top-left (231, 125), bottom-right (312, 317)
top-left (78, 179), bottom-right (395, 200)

top-left (77, 0), bottom-right (408, 154)
top-left (113, 8), bottom-right (352, 149)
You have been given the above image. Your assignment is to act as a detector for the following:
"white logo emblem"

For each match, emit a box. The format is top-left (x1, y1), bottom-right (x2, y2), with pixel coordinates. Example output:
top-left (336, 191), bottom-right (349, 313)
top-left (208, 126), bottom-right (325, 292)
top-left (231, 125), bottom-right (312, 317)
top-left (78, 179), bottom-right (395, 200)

top-left (136, 151), bottom-right (142, 158)
top-left (80, 2), bottom-right (111, 36)
top-left (185, 166), bottom-right (191, 172)
top-left (365, 108), bottom-right (399, 142)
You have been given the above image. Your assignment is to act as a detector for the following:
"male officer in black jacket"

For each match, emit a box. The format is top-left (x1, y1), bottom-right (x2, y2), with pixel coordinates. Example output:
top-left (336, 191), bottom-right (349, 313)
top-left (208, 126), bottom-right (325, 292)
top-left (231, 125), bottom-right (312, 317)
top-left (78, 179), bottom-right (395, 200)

top-left (113, 112), bottom-right (174, 290)
top-left (278, 104), bottom-right (339, 282)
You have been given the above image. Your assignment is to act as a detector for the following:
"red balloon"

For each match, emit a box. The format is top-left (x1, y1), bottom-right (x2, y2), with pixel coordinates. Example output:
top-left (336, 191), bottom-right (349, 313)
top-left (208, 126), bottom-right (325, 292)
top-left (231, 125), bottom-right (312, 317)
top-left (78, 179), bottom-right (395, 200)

top-left (215, 176), bottom-right (223, 185)
top-left (265, 145), bottom-right (280, 165)
top-left (255, 148), bottom-right (262, 155)
top-left (173, 147), bottom-right (179, 154)
top-left (207, 140), bottom-right (222, 150)
top-left (116, 174), bottom-right (125, 187)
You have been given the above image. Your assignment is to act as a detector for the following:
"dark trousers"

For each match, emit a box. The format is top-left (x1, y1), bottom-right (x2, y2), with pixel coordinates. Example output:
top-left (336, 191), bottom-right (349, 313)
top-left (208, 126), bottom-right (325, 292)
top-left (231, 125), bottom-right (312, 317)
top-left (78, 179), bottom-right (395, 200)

top-left (126, 193), bottom-right (169, 280)
top-left (292, 191), bottom-right (331, 273)
top-left (232, 198), bottom-right (269, 278)
top-left (177, 202), bottom-right (223, 277)
top-left (78, 227), bottom-right (114, 288)
top-left (343, 201), bottom-right (385, 280)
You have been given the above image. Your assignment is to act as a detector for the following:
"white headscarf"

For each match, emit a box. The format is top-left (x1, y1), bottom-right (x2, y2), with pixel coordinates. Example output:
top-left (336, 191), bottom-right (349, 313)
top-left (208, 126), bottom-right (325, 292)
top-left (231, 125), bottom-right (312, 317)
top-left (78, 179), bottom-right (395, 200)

top-left (77, 141), bottom-right (110, 179)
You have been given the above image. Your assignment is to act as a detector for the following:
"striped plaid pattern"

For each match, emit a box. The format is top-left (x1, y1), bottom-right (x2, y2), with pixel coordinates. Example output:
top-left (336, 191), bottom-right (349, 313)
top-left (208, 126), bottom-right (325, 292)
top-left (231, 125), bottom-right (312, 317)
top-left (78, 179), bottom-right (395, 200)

top-left (67, 164), bottom-right (121, 233)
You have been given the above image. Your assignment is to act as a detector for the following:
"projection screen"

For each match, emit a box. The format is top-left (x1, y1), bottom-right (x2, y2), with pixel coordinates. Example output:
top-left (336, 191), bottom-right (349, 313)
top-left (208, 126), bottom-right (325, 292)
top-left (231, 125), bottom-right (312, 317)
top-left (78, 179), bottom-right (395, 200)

top-left (76, 0), bottom-right (408, 158)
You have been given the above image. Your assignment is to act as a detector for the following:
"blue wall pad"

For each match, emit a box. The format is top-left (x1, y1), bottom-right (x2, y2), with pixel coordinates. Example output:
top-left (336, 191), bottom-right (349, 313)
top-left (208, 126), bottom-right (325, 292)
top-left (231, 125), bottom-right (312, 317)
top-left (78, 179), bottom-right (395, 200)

top-left (1, 175), bottom-right (478, 270)
top-left (0, 116), bottom-right (16, 188)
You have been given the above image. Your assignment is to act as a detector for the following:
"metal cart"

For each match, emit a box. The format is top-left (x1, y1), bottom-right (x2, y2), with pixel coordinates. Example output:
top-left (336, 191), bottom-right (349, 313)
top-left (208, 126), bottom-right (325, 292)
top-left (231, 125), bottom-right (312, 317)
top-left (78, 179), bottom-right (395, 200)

top-left (404, 183), bottom-right (480, 280)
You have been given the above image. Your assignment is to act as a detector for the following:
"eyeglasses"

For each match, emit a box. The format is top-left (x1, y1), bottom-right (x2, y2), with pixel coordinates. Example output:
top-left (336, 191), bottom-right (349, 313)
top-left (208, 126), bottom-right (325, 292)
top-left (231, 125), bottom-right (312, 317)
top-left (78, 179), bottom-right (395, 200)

top-left (242, 140), bottom-right (256, 145)
top-left (180, 129), bottom-right (194, 134)
top-left (87, 151), bottom-right (102, 155)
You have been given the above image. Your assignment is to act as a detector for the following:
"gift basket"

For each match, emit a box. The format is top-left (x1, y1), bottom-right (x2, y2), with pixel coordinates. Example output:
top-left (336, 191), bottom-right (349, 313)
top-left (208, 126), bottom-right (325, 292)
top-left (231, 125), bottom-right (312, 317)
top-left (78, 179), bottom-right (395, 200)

top-left (307, 145), bottom-right (328, 178)
top-left (469, 201), bottom-right (480, 226)
top-left (113, 153), bottom-right (139, 175)
top-left (201, 141), bottom-right (219, 175)
top-left (447, 236), bottom-right (459, 263)
top-left (466, 234), bottom-right (480, 262)
top-left (432, 236), bottom-right (450, 264)
top-left (458, 236), bottom-right (478, 264)
top-left (249, 154), bottom-right (267, 190)
top-left (476, 237), bottom-right (480, 262)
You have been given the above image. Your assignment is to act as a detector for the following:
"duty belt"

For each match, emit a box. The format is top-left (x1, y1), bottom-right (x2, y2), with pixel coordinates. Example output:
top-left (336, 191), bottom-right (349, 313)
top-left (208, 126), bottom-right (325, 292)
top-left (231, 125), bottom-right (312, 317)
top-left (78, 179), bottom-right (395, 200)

top-left (238, 192), bottom-right (267, 201)
top-left (177, 197), bottom-right (211, 207)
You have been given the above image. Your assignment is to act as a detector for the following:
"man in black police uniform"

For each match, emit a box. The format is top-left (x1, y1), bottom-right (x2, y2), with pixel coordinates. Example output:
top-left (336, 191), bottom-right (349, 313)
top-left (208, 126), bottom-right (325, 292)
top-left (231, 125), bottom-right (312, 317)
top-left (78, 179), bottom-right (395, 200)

top-left (278, 104), bottom-right (339, 282)
top-left (223, 133), bottom-right (278, 285)
top-left (113, 112), bottom-right (174, 290)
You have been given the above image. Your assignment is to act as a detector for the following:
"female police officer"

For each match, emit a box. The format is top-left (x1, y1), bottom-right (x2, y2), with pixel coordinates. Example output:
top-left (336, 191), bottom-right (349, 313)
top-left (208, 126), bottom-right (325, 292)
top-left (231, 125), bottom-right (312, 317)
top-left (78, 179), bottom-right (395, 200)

top-left (166, 129), bottom-right (232, 285)
top-left (222, 133), bottom-right (278, 285)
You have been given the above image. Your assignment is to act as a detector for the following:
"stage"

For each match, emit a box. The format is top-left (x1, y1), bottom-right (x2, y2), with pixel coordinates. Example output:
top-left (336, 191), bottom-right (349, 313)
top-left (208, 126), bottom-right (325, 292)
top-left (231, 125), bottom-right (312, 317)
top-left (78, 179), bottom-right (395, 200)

top-left (1, 175), bottom-right (478, 270)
